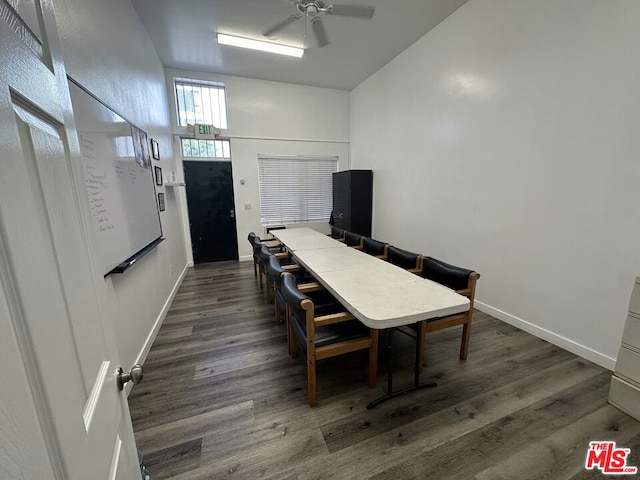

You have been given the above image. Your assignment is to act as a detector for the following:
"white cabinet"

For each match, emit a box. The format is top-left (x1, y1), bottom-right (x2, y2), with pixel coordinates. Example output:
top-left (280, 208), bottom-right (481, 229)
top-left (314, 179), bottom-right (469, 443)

top-left (622, 314), bottom-right (640, 350)
top-left (609, 277), bottom-right (640, 421)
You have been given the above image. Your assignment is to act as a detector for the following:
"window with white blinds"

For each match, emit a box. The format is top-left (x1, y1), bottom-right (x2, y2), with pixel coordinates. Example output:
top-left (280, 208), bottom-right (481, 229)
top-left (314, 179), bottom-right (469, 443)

top-left (258, 155), bottom-right (338, 226)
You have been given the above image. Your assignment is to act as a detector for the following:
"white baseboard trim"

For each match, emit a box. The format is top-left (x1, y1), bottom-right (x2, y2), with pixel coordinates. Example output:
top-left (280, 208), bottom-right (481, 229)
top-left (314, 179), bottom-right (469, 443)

top-left (475, 301), bottom-right (616, 371)
top-left (128, 262), bottom-right (189, 395)
top-left (239, 255), bottom-right (252, 262)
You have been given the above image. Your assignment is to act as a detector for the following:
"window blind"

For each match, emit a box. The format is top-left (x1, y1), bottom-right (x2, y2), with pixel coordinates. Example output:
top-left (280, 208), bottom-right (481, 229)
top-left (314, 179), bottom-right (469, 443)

top-left (257, 155), bottom-right (338, 226)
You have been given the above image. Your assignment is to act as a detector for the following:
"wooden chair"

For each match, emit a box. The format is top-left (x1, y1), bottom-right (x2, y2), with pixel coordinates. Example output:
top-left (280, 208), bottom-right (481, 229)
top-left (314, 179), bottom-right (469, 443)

top-left (343, 231), bottom-right (364, 249)
top-left (361, 237), bottom-right (388, 259)
top-left (248, 232), bottom-right (261, 277)
top-left (386, 246), bottom-right (421, 273)
top-left (257, 244), bottom-right (290, 296)
top-left (417, 256), bottom-right (480, 371)
top-left (280, 272), bottom-right (379, 407)
top-left (248, 232), bottom-right (282, 277)
top-left (329, 226), bottom-right (346, 241)
top-left (267, 255), bottom-right (323, 324)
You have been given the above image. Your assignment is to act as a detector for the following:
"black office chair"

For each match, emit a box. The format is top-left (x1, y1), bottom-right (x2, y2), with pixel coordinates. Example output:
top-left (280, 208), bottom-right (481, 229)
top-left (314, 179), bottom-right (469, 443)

top-left (386, 246), bottom-right (421, 273)
top-left (280, 272), bottom-right (379, 407)
top-left (344, 231), bottom-right (364, 249)
top-left (362, 237), bottom-right (388, 259)
top-left (330, 226), bottom-right (346, 241)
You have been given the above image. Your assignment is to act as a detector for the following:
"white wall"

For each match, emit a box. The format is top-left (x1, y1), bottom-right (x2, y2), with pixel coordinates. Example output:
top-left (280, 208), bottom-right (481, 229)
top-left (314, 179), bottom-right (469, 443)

top-left (350, 0), bottom-right (640, 369)
top-left (164, 69), bottom-right (350, 262)
top-left (54, 0), bottom-right (188, 368)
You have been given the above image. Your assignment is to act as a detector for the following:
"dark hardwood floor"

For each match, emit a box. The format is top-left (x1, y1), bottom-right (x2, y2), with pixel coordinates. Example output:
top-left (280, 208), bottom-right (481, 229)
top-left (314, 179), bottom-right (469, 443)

top-left (128, 261), bottom-right (640, 480)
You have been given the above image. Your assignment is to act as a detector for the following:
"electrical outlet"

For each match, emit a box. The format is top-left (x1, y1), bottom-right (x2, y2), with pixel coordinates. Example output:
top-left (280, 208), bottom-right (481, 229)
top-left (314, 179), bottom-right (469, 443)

top-left (244, 203), bottom-right (252, 210)
top-left (169, 264), bottom-right (174, 274)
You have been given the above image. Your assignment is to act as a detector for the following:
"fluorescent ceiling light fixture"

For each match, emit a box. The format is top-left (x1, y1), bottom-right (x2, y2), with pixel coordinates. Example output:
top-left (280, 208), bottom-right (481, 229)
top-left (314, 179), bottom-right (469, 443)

top-left (217, 33), bottom-right (304, 58)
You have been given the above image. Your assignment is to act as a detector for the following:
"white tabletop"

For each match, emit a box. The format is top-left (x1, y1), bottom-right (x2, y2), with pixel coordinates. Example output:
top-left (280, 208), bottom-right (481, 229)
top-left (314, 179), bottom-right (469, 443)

top-left (294, 246), bottom-right (379, 274)
top-left (317, 262), bottom-right (469, 329)
top-left (271, 227), bottom-right (320, 240)
top-left (272, 228), bottom-right (346, 252)
top-left (290, 243), bottom-right (469, 330)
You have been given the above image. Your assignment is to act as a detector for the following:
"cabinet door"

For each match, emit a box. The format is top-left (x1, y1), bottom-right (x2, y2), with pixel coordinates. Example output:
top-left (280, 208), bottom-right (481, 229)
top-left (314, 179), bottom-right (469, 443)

top-left (332, 171), bottom-right (352, 230)
top-left (350, 170), bottom-right (373, 236)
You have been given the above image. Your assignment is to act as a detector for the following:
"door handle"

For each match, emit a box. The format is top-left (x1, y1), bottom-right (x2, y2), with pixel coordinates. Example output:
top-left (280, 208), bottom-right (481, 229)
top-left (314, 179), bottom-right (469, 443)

top-left (230, 209), bottom-right (235, 218)
top-left (116, 364), bottom-right (143, 391)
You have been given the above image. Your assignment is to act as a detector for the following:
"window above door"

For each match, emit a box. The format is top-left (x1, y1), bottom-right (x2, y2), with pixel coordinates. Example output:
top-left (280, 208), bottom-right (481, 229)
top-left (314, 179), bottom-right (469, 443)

top-left (174, 77), bottom-right (228, 129)
top-left (180, 138), bottom-right (230, 159)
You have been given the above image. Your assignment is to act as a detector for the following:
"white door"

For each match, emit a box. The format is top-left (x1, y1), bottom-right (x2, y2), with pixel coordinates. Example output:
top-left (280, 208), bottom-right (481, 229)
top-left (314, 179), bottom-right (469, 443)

top-left (0, 2), bottom-right (141, 479)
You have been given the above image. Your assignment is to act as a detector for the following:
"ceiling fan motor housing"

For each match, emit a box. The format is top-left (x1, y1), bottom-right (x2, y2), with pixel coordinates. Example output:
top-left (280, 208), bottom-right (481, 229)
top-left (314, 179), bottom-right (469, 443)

top-left (266, 1), bottom-right (375, 47)
top-left (297, 1), bottom-right (329, 17)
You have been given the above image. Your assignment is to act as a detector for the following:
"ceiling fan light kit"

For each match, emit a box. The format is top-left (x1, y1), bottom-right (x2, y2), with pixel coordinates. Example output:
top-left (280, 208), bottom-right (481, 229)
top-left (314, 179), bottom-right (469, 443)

top-left (217, 33), bottom-right (304, 58)
top-left (264, 1), bottom-right (375, 48)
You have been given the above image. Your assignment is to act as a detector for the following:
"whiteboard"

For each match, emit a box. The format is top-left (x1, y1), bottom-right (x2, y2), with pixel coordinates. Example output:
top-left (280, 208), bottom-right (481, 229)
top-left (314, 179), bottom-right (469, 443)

top-left (69, 79), bottom-right (163, 275)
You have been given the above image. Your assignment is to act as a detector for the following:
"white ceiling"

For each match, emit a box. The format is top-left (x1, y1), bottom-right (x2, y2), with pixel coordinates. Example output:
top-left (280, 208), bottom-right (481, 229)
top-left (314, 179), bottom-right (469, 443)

top-left (131, 0), bottom-right (469, 91)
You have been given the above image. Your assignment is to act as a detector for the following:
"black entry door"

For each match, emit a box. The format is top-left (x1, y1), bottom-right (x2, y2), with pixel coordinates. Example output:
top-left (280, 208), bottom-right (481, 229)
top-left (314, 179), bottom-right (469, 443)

top-left (184, 161), bottom-right (239, 263)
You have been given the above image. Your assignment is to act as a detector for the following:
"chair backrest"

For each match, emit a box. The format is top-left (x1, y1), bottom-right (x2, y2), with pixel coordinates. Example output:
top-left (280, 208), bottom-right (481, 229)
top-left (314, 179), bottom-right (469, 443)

top-left (387, 246), bottom-right (420, 270)
top-left (248, 231), bottom-right (259, 251)
top-left (281, 272), bottom-right (313, 327)
top-left (251, 239), bottom-right (262, 257)
top-left (330, 226), bottom-right (345, 240)
top-left (362, 237), bottom-right (387, 257)
top-left (344, 231), bottom-right (364, 248)
top-left (251, 238), bottom-right (262, 254)
top-left (258, 244), bottom-right (274, 271)
top-left (250, 232), bottom-right (271, 258)
top-left (420, 256), bottom-right (477, 295)
top-left (266, 255), bottom-right (285, 285)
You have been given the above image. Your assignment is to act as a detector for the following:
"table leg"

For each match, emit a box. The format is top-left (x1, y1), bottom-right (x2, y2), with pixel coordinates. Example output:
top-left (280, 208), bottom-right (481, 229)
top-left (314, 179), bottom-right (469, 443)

top-left (366, 322), bottom-right (436, 410)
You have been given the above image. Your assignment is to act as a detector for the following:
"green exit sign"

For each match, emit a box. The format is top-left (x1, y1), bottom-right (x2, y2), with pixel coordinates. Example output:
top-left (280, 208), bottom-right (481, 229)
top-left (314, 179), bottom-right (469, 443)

top-left (194, 123), bottom-right (216, 139)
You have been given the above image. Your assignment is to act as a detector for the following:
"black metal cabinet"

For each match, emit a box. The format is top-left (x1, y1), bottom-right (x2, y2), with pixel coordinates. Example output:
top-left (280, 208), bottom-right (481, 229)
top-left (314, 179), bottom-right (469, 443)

top-left (332, 170), bottom-right (373, 236)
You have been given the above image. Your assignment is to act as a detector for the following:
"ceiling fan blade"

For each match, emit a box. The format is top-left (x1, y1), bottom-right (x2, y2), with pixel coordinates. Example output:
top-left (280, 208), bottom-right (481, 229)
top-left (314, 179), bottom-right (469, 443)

top-left (311, 17), bottom-right (329, 47)
top-left (263, 14), bottom-right (302, 39)
top-left (327, 4), bottom-right (375, 19)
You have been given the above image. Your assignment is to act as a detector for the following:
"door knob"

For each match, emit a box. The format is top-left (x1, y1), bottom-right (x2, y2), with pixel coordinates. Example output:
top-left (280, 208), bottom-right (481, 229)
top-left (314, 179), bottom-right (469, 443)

top-left (230, 209), bottom-right (235, 218)
top-left (116, 364), bottom-right (143, 391)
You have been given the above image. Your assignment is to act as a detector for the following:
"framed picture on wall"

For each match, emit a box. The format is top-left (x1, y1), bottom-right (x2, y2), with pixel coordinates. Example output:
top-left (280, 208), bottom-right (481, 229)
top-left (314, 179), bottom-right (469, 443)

top-left (131, 125), bottom-right (151, 168)
top-left (154, 166), bottom-right (162, 186)
top-left (158, 192), bottom-right (165, 212)
top-left (150, 138), bottom-right (160, 160)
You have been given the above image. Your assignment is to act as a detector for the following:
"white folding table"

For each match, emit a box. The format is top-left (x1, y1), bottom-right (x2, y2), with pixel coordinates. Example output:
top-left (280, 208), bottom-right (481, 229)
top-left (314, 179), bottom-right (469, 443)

top-left (272, 228), bottom-right (346, 252)
top-left (286, 240), bottom-right (470, 408)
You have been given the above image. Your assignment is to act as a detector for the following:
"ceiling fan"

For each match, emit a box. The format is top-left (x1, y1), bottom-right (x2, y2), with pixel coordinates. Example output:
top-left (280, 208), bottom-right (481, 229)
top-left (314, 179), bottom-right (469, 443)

top-left (263, 1), bottom-right (375, 48)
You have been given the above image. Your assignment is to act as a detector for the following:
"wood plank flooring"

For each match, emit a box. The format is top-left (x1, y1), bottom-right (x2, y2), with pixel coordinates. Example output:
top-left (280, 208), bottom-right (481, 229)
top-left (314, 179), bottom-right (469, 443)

top-left (128, 261), bottom-right (640, 480)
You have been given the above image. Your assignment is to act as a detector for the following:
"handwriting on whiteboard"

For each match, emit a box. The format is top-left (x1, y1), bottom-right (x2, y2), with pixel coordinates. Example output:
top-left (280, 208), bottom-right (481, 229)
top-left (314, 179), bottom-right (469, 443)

top-left (80, 135), bottom-right (115, 233)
